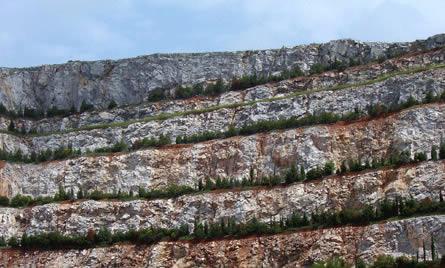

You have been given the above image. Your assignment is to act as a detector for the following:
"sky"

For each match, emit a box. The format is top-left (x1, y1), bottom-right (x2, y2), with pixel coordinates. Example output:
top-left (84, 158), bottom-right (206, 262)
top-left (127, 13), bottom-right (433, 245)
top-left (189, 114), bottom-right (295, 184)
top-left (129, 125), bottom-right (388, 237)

top-left (0, 0), bottom-right (444, 67)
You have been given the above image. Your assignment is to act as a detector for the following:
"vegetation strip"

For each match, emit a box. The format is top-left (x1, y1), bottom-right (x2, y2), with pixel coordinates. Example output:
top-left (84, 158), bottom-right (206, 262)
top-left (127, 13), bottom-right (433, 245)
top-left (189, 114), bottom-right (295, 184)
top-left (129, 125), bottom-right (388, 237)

top-left (3, 63), bottom-right (445, 138)
top-left (1, 146), bottom-right (443, 208)
top-left (0, 199), bottom-right (443, 250)
top-left (1, 90), bottom-right (444, 164)
top-left (311, 254), bottom-right (444, 268)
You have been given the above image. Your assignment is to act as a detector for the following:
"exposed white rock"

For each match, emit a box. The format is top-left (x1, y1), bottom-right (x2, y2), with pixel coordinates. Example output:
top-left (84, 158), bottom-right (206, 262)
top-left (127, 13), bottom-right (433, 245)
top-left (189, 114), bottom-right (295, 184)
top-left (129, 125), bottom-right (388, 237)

top-left (0, 216), bottom-right (443, 267)
top-left (0, 160), bottom-right (443, 240)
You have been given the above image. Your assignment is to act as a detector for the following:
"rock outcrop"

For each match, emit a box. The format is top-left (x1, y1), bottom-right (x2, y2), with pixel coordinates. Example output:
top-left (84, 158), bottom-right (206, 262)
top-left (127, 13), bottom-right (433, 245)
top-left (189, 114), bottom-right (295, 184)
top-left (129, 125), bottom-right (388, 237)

top-left (0, 34), bottom-right (444, 267)
top-left (0, 160), bottom-right (442, 240)
top-left (1, 104), bottom-right (444, 198)
top-left (2, 46), bottom-right (444, 135)
top-left (0, 67), bottom-right (444, 156)
top-left (0, 34), bottom-right (444, 113)
top-left (0, 216), bottom-right (443, 267)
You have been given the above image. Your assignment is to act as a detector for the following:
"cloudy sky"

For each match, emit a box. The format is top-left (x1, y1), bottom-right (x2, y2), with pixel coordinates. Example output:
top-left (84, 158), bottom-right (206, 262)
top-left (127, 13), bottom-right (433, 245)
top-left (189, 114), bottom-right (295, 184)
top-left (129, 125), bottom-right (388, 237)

top-left (1, 0), bottom-right (444, 67)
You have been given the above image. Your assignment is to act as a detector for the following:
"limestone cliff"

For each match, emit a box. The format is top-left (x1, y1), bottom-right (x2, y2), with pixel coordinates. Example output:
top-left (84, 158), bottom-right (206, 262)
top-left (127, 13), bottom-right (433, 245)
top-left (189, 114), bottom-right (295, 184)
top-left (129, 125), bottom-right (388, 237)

top-left (0, 34), bottom-right (444, 267)
top-left (0, 34), bottom-right (444, 113)
top-left (0, 216), bottom-right (443, 267)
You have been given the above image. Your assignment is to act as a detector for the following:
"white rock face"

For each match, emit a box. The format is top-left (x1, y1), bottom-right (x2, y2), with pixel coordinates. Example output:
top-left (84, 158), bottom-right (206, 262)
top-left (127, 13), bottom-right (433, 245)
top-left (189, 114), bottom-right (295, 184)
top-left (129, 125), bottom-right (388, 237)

top-left (0, 160), bottom-right (442, 240)
top-left (1, 34), bottom-right (444, 113)
top-left (0, 67), bottom-right (444, 155)
top-left (4, 46), bottom-right (445, 134)
top-left (0, 35), bottom-right (444, 267)
top-left (0, 216), bottom-right (443, 267)
top-left (0, 104), bottom-right (444, 198)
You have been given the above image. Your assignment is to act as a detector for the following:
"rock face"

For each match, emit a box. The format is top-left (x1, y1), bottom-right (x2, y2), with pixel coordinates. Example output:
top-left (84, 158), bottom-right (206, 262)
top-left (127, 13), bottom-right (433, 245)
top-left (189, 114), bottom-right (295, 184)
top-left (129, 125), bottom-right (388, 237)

top-left (1, 67), bottom-right (444, 156)
top-left (0, 161), bottom-right (442, 241)
top-left (0, 34), bottom-right (444, 113)
top-left (3, 46), bottom-right (445, 135)
top-left (0, 35), bottom-right (444, 267)
top-left (0, 216), bottom-right (443, 267)
top-left (1, 104), bottom-right (444, 198)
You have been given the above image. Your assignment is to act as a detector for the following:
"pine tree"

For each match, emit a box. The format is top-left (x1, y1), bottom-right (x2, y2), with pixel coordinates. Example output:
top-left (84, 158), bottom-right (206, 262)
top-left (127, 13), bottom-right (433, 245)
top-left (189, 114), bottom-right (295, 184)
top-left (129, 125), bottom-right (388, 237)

top-left (8, 120), bottom-right (15, 132)
top-left (431, 235), bottom-right (436, 261)
top-left (323, 161), bottom-right (335, 176)
top-left (431, 146), bottom-right (438, 160)
top-left (249, 167), bottom-right (255, 184)
top-left (440, 140), bottom-right (445, 159)
top-left (300, 166), bottom-right (306, 180)
top-left (198, 179), bottom-right (203, 191)
top-left (285, 164), bottom-right (297, 184)
top-left (69, 188), bottom-right (75, 200)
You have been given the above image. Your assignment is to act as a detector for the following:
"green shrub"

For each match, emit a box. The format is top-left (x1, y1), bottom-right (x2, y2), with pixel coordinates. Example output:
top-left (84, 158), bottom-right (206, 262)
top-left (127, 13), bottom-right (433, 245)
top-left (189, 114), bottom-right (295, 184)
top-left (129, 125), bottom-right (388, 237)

top-left (0, 237), bottom-right (6, 247)
top-left (131, 135), bottom-right (171, 150)
top-left (80, 100), bottom-right (94, 112)
top-left (323, 161), bottom-right (335, 176)
top-left (95, 227), bottom-right (112, 245)
top-left (47, 106), bottom-right (71, 117)
top-left (23, 107), bottom-right (44, 119)
top-left (7, 237), bottom-right (19, 247)
top-left (414, 152), bottom-right (427, 162)
top-left (205, 79), bottom-right (227, 96)
top-left (285, 164), bottom-right (298, 184)
top-left (306, 166), bottom-right (324, 181)
top-left (9, 194), bottom-right (33, 207)
top-left (0, 196), bottom-right (9, 207)
top-left (175, 84), bottom-right (204, 99)
top-left (371, 255), bottom-right (396, 268)
top-left (108, 100), bottom-right (118, 109)
top-left (309, 63), bottom-right (325, 75)
top-left (7, 120), bottom-right (15, 132)
top-left (431, 146), bottom-right (438, 161)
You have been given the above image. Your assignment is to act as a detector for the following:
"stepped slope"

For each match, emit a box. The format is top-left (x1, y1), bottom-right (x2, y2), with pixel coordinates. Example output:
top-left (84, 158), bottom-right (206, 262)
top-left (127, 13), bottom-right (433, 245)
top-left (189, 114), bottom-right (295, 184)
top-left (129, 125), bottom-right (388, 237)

top-left (1, 104), bottom-right (444, 198)
top-left (1, 46), bottom-right (444, 134)
top-left (0, 160), bottom-right (442, 240)
top-left (0, 216), bottom-right (443, 267)
top-left (0, 34), bottom-right (444, 267)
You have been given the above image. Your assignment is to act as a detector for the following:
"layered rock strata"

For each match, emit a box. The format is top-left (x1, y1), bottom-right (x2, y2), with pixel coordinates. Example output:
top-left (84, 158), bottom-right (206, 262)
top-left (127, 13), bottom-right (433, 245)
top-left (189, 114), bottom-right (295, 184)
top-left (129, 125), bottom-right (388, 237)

top-left (0, 104), bottom-right (444, 198)
top-left (1, 47), bottom-right (444, 135)
top-left (0, 216), bottom-right (442, 267)
top-left (0, 34), bottom-right (444, 267)
top-left (1, 34), bottom-right (444, 113)
top-left (0, 160), bottom-right (442, 240)
top-left (0, 67), bottom-right (445, 155)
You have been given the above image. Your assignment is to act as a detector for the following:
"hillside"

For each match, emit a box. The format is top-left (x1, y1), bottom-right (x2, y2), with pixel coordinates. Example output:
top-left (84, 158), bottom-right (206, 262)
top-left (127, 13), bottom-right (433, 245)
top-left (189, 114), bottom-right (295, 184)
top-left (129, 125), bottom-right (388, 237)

top-left (0, 34), bottom-right (444, 267)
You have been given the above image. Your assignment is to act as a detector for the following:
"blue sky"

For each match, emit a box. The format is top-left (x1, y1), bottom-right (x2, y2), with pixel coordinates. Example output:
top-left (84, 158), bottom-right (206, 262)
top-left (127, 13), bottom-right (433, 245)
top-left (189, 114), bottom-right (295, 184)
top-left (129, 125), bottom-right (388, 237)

top-left (1, 0), bottom-right (444, 67)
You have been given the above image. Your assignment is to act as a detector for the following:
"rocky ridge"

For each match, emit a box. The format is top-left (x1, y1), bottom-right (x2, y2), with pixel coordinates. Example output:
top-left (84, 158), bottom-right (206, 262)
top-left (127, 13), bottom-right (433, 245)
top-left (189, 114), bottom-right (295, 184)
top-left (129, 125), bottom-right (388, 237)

top-left (0, 34), bottom-right (444, 113)
top-left (1, 46), bottom-right (444, 135)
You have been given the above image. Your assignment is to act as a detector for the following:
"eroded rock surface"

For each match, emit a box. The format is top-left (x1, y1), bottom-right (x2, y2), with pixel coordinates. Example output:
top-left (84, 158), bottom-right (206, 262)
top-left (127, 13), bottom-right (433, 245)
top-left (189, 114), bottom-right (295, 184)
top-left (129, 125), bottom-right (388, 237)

top-left (1, 34), bottom-right (444, 113)
top-left (2, 46), bottom-right (445, 134)
top-left (0, 216), bottom-right (443, 267)
top-left (0, 161), bottom-right (442, 240)
top-left (0, 68), bottom-right (444, 155)
top-left (0, 104), bottom-right (444, 198)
